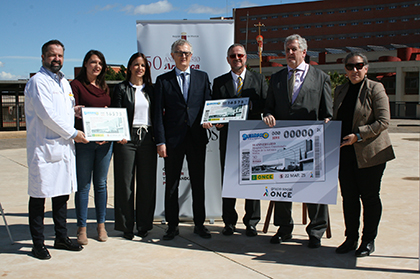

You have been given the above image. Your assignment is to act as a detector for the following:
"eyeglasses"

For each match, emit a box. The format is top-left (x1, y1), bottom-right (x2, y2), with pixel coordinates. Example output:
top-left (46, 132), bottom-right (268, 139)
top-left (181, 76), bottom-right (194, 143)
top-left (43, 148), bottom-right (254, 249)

top-left (345, 63), bottom-right (365, 71)
top-left (174, 51), bottom-right (192, 57)
top-left (229, 53), bottom-right (245, 59)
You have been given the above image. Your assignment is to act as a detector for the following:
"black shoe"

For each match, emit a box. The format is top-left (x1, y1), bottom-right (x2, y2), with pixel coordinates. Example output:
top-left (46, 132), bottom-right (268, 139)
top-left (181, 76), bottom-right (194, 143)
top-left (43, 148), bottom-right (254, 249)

top-left (245, 225), bottom-right (258, 237)
top-left (270, 230), bottom-right (292, 244)
top-left (194, 226), bottom-right (211, 239)
top-left (54, 237), bottom-right (83, 251)
top-left (123, 232), bottom-right (134, 240)
top-left (355, 240), bottom-right (375, 257)
top-left (222, 224), bottom-right (235, 236)
top-left (32, 245), bottom-right (51, 260)
top-left (336, 238), bottom-right (358, 254)
top-left (308, 236), bottom-right (321, 248)
top-left (163, 227), bottom-right (179, 240)
top-left (137, 230), bottom-right (149, 238)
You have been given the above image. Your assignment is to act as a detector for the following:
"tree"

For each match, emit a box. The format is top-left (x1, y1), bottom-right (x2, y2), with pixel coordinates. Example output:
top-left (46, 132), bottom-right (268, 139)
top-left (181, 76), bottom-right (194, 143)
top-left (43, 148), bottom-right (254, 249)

top-left (105, 65), bottom-right (126, 81)
top-left (328, 71), bottom-right (347, 98)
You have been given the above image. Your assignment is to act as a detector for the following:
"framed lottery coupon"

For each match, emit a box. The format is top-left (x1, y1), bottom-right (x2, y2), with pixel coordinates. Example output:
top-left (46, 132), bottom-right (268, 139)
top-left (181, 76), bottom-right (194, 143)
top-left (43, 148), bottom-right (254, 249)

top-left (201, 97), bottom-right (249, 124)
top-left (81, 107), bottom-right (131, 141)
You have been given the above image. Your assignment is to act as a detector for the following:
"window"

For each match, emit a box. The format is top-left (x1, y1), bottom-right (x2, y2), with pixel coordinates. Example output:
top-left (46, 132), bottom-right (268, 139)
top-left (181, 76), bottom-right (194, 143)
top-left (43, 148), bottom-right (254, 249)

top-left (272, 28), bottom-right (278, 31)
top-left (241, 18), bottom-right (247, 21)
top-left (415, 17), bottom-right (420, 20)
top-left (327, 37), bottom-right (334, 40)
top-left (316, 12), bottom-right (323, 15)
top-left (241, 30), bottom-right (246, 33)
top-left (405, 72), bottom-right (419, 95)
top-left (364, 8), bottom-right (371, 11)
top-left (389, 34), bottom-right (395, 37)
top-left (402, 33), bottom-right (408, 36)
top-left (305, 25), bottom-right (311, 29)
top-left (339, 23), bottom-right (346, 26)
top-left (251, 29), bottom-right (257, 33)
top-left (282, 27), bottom-right (288, 30)
top-left (316, 38), bottom-right (322, 41)
top-left (272, 40), bottom-right (278, 43)
top-left (376, 20), bottom-right (383, 24)
top-left (351, 9), bottom-right (358, 12)
top-left (293, 14), bottom-right (300, 17)
top-left (262, 28), bottom-right (267, 31)
top-left (402, 4), bottom-right (409, 8)
top-left (316, 25), bottom-right (322, 28)
top-left (327, 24), bottom-right (334, 27)
top-left (364, 21), bottom-right (372, 25)
top-left (272, 16), bottom-right (278, 19)
top-left (376, 34), bottom-right (383, 38)
top-left (293, 26), bottom-right (299, 29)
top-left (261, 16), bottom-right (267, 19)
top-left (402, 18), bottom-right (409, 22)
top-left (340, 36), bottom-right (346, 39)
top-left (283, 14), bottom-right (289, 18)
top-left (328, 11), bottom-right (334, 14)
top-left (351, 36), bottom-right (358, 39)
top-left (352, 22), bottom-right (358, 25)
top-left (304, 13), bottom-right (311, 16)
top-left (389, 5), bottom-right (396, 9)
top-left (251, 17), bottom-right (257, 20)
top-left (364, 35), bottom-right (371, 38)
top-left (339, 10), bottom-right (346, 13)
top-left (389, 19), bottom-right (396, 23)
top-left (377, 7), bottom-right (384, 10)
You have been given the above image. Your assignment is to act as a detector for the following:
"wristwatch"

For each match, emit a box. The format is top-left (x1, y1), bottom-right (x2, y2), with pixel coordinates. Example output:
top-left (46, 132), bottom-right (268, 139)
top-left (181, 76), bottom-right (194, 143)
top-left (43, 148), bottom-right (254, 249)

top-left (355, 133), bottom-right (362, 142)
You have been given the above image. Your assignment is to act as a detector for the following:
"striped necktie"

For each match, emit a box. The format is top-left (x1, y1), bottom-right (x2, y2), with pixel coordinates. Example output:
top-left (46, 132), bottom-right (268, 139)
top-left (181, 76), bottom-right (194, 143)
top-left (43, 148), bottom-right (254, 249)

top-left (237, 76), bottom-right (243, 97)
top-left (288, 69), bottom-right (297, 100)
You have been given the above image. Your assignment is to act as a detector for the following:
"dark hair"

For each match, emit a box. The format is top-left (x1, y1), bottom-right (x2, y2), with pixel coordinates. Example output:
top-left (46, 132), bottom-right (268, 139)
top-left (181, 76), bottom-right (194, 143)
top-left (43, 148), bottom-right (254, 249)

top-left (344, 52), bottom-right (369, 66)
top-left (227, 43), bottom-right (246, 57)
top-left (42, 40), bottom-right (65, 56)
top-left (125, 52), bottom-right (152, 86)
top-left (76, 50), bottom-right (108, 93)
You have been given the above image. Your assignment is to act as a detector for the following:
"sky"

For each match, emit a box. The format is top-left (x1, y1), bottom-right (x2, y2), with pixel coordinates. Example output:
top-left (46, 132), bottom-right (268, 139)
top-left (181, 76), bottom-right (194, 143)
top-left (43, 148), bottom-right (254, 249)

top-left (0, 0), bottom-right (313, 80)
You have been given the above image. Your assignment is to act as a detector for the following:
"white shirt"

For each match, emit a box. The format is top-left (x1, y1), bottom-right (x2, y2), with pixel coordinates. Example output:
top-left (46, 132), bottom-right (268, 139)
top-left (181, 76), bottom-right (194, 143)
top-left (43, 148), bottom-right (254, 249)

top-left (287, 61), bottom-right (309, 103)
top-left (131, 83), bottom-right (151, 127)
top-left (230, 68), bottom-right (246, 93)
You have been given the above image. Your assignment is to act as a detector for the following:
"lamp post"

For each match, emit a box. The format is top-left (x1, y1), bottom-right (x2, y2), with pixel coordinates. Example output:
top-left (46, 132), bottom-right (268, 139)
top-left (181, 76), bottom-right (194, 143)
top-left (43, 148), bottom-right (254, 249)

top-left (254, 22), bottom-right (265, 74)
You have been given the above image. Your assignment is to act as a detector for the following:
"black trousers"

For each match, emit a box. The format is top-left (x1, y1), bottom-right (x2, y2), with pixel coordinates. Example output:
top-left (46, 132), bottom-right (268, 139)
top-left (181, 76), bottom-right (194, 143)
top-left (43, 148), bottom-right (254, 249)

top-left (219, 126), bottom-right (260, 227)
top-left (28, 195), bottom-right (69, 246)
top-left (164, 130), bottom-right (206, 228)
top-left (339, 146), bottom-right (386, 241)
top-left (114, 130), bottom-right (157, 233)
top-left (273, 201), bottom-right (328, 239)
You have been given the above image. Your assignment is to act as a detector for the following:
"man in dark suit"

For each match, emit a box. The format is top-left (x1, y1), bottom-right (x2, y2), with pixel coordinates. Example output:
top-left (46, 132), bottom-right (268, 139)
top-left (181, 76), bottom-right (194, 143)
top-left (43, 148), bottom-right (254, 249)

top-left (263, 34), bottom-right (333, 248)
top-left (212, 43), bottom-right (267, 237)
top-left (154, 39), bottom-right (212, 240)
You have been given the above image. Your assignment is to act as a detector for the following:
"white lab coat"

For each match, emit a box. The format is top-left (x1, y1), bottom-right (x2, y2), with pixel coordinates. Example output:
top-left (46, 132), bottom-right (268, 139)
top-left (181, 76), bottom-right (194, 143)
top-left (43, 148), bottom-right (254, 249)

top-left (24, 67), bottom-right (78, 198)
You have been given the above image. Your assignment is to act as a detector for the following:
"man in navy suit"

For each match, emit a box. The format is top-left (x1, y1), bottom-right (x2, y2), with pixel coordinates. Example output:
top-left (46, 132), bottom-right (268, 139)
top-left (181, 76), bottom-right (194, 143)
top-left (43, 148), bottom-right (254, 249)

top-left (212, 43), bottom-right (267, 237)
top-left (263, 34), bottom-right (333, 248)
top-left (154, 39), bottom-right (212, 240)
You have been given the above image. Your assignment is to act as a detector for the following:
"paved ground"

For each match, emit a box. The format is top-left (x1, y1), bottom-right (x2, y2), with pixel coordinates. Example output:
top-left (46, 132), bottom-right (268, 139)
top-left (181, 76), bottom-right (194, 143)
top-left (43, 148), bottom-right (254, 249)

top-left (0, 120), bottom-right (419, 278)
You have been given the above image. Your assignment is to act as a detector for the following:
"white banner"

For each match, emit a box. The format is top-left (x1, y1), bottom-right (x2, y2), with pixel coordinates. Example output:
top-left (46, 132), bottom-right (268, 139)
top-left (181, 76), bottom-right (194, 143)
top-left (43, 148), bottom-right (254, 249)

top-left (136, 20), bottom-right (234, 82)
top-left (136, 20), bottom-right (234, 219)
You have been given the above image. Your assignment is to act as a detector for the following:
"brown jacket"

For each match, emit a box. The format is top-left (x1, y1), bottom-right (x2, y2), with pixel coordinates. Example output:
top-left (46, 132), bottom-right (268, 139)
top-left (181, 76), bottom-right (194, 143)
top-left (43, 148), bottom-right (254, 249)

top-left (333, 78), bottom-right (395, 168)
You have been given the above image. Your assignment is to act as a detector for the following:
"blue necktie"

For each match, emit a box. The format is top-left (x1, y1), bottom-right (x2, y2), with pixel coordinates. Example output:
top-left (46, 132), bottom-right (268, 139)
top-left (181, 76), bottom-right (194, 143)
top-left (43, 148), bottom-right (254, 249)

top-left (181, 73), bottom-right (188, 102)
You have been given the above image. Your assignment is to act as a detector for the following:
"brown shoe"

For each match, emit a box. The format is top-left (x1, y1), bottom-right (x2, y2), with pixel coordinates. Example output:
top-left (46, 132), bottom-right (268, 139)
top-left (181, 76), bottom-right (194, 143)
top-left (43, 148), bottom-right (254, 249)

top-left (77, 227), bottom-right (88, 245)
top-left (97, 223), bottom-right (108, 242)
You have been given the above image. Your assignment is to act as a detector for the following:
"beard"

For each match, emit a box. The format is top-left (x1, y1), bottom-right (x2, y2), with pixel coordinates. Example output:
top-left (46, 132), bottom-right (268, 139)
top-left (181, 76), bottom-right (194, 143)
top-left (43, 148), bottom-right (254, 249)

top-left (44, 60), bottom-right (62, 73)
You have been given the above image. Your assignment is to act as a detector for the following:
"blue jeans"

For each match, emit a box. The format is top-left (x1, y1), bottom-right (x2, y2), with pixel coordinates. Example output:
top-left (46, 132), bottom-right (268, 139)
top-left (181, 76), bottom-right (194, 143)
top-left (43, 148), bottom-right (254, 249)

top-left (75, 142), bottom-right (113, 227)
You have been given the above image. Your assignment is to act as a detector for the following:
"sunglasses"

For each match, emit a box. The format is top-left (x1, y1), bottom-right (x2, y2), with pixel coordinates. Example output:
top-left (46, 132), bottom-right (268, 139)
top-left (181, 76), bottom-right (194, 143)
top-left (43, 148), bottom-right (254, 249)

top-left (345, 63), bottom-right (365, 71)
top-left (174, 51), bottom-right (192, 57)
top-left (229, 53), bottom-right (245, 59)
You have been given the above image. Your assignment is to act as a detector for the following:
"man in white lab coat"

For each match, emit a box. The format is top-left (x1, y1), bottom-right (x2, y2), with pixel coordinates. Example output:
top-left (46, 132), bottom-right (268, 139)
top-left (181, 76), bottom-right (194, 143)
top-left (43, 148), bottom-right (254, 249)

top-left (25, 40), bottom-right (88, 260)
